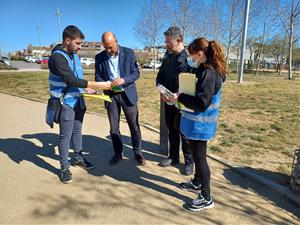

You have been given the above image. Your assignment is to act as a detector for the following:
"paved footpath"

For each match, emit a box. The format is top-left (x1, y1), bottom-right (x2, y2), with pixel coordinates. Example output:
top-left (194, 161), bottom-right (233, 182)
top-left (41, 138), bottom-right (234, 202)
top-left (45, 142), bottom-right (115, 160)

top-left (0, 92), bottom-right (299, 224)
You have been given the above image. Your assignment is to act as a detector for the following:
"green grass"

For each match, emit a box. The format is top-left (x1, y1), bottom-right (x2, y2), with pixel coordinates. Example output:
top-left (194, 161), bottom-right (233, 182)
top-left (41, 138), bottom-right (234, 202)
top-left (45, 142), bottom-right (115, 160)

top-left (0, 70), bottom-right (299, 183)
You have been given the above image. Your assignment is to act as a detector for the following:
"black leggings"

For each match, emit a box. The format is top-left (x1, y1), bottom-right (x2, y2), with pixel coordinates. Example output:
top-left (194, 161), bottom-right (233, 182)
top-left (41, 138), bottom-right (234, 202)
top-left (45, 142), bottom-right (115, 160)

top-left (189, 139), bottom-right (211, 199)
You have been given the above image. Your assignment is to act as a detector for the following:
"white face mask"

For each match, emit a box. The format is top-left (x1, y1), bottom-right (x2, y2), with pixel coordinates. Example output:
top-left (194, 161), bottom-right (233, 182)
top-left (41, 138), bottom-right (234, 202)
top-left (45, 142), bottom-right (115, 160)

top-left (187, 56), bottom-right (198, 68)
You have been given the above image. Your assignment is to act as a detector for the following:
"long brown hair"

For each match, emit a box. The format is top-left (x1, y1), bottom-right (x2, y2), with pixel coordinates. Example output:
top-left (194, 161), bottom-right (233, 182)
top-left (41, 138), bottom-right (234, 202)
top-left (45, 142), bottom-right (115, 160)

top-left (188, 37), bottom-right (227, 77)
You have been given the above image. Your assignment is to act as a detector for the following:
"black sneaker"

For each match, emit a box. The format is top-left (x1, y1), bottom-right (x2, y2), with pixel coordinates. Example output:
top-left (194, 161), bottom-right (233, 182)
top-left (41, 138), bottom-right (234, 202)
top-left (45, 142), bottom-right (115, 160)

top-left (178, 180), bottom-right (201, 193)
top-left (183, 164), bottom-right (194, 176)
top-left (74, 158), bottom-right (95, 170)
top-left (187, 196), bottom-right (214, 212)
top-left (60, 169), bottom-right (72, 184)
top-left (158, 158), bottom-right (179, 167)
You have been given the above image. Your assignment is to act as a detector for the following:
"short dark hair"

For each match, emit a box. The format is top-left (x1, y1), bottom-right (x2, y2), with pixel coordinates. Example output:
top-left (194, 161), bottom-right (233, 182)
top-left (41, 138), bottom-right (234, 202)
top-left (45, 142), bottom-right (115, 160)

top-left (62, 25), bottom-right (85, 41)
top-left (164, 26), bottom-right (183, 41)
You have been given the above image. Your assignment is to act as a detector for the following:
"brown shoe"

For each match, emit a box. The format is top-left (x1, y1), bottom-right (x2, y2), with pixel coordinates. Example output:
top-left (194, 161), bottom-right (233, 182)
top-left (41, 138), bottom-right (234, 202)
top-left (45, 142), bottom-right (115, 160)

top-left (135, 154), bottom-right (146, 166)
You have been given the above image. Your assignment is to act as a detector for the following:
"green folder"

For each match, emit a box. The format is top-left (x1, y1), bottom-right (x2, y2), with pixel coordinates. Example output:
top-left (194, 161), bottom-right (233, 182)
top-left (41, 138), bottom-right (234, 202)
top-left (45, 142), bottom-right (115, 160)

top-left (111, 86), bottom-right (124, 92)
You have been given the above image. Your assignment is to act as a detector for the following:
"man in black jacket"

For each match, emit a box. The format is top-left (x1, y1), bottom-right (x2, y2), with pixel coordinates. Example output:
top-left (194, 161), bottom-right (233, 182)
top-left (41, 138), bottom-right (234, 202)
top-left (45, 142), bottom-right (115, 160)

top-left (156, 26), bottom-right (193, 175)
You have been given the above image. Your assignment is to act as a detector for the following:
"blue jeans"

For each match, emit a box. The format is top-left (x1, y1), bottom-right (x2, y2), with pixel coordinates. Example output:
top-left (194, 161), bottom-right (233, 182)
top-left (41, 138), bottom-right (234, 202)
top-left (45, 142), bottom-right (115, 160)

top-left (58, 103), bottom-right (86, 169)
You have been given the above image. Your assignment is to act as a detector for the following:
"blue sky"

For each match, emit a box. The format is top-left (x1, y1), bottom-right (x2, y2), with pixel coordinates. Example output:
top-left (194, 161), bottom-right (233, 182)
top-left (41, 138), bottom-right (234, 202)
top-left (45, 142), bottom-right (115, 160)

top-left (0, 0), bottom-right (145, 53)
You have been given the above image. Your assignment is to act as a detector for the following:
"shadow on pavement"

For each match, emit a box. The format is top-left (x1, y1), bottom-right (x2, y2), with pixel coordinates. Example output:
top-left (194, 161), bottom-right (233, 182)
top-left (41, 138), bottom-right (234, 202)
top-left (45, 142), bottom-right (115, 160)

top-left (23, 133), bottom-right (224, 224)
top-left (0, 133), bottom-right (60, 175)
top-left (2, 133), bottom-right (298, 224)
top-left (82, 134), bottom-right (190, 202)
top-left (223, 168), bottom-right (300, 219)
top-left (107, 134), bottom-right (189, 175)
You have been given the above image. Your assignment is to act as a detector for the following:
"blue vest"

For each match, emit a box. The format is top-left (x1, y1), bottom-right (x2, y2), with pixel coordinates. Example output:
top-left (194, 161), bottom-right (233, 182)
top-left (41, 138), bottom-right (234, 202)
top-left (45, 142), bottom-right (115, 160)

top-left (48, 50), bottom-right (84, 108)
top-left (180, 89), bottom-right (222, 140)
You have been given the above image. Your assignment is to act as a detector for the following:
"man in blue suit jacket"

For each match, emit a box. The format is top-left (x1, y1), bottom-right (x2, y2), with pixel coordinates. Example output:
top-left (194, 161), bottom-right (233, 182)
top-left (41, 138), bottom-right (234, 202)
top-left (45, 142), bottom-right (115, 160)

top-left (95, 31), bottom-right (146, 166)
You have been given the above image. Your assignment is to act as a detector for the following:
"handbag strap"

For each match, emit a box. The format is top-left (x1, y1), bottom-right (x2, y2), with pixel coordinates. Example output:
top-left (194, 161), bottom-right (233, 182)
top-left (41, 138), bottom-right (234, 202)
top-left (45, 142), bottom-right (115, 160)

top-left (59, 85), bottom-right (70, 103)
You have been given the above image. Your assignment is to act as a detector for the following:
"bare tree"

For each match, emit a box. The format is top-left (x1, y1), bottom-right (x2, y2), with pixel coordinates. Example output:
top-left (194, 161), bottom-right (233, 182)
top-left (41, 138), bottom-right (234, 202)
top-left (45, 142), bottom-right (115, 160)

top-left (166, 0), bottom-right (204, 44)
top-left (246, 37), bottom-right (260, 69)
top-left (217, 0), bottom-right (245, 69)
top-left (249, 0), bottom-right (278, 76)
top-left (276, 0), bottom-right (300, 79)
top-left (265, 35), bottom-right (288, 75)
top-left (133, 0), bottom-right (167, 73)
top-left (204, 0), bottom-right (225, 41)
top-left (231, 35), bottom-right (242, 75)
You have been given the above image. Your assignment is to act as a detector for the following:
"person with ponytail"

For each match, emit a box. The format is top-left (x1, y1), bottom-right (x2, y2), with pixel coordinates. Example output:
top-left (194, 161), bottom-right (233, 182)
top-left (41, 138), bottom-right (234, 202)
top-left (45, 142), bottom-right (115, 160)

top-left (169, 37), bottom-right (226, 211)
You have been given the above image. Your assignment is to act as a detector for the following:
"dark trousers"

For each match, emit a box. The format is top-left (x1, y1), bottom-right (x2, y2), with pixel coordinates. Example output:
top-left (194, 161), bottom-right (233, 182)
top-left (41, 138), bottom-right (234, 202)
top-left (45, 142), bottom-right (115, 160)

top-left (106, 93), bottom-right (142, 156)
top-left (189, 139), bottom-right (211, 199)
top-left (58, 103), bottom-right (86, 169)
top-left (165, 103), bottom-right (193, 165)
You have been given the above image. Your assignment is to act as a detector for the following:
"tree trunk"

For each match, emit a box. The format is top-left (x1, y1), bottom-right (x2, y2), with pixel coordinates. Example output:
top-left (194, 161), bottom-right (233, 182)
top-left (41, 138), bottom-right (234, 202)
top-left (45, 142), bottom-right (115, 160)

top-left (288, 24), bottom-right (293, 79)
top-left (225, 1), bottom-right (235, 69)
top-left (153, 40), bottom-right (156, 74)
top-left (225, 42), bottom-right (231, 69)
top-left (279, 64), bottom-right (282, 76)
top-left (288, 0), bottom-right (294, 80)
top-left (255, 2), bottom-right (269, 76)
top-left (236, 51), bottom-right (239, 75)
top-left (256, 53), bottom-right (262, 76)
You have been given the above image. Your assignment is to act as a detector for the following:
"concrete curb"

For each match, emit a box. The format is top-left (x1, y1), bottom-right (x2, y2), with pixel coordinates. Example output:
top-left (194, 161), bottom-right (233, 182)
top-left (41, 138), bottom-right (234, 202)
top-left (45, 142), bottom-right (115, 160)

top-left (207, 154), bottom-right (300, 208)
top-left (1, 91), bottom-right (299, 208)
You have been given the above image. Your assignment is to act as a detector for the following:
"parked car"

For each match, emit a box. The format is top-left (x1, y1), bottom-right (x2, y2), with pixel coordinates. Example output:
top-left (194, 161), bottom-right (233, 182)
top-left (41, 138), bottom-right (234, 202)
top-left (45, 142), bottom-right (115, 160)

top-left (25, 56), bottom-right (39, 63)
top-left (37, 57), bottom-right (49, 64)
top-left (0, 56), bottom-right (11, 66)
top-left (80, 57), bottom-right (95, 66)
top-left (143, 60), bottom-right (161, 69)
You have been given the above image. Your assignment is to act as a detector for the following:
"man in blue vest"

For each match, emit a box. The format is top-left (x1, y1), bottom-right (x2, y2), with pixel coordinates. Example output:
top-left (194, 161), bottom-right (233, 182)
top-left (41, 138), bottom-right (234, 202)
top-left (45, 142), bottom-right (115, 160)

top-left (95, 32), bottom-right (146, 166)
top-left (48, 25), bottom-right (111, 183)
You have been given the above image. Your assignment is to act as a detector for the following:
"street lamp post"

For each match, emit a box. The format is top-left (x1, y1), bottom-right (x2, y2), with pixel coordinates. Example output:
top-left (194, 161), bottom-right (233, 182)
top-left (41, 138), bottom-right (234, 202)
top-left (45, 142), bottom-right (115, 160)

top-left (56, 7), bottom-right (62, 43)
top-left (238, 0), bottom-right (251, 83)
top-left (36, 25), bottom-right (41, 47)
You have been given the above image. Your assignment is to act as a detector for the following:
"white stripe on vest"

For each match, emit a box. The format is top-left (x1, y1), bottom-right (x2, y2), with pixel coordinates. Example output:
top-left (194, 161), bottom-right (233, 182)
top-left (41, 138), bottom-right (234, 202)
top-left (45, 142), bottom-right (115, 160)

top-left (181, 112), bottom-right (219, 122)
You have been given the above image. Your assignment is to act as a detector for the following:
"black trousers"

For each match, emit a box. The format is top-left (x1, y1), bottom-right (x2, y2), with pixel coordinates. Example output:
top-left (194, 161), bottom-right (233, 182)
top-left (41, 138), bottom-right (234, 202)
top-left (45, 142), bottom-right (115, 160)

top-left (189, 139), bottom-right (211, 199)
top-left (164, 103), bottom-right (193, 165)
top-left (106, 93), bottom-right (142, 156)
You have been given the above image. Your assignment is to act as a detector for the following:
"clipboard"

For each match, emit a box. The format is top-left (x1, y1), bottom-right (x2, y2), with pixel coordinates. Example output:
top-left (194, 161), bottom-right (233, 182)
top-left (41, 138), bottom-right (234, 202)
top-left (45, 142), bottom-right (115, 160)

top-left (176, 73), bottom-right (197, 112)
top-left (179, 73), bottom-right (196, 96)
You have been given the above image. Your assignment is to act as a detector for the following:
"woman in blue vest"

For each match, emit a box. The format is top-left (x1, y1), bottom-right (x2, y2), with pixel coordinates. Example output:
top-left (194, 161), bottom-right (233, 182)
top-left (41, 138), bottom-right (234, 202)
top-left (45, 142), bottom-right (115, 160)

top-left (170, 37), bottom-right (226, 211)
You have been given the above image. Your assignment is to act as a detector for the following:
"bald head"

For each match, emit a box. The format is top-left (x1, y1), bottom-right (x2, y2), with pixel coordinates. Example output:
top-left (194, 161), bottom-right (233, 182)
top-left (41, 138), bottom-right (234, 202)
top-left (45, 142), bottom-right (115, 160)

top-left (102, 32), bottom-right (116, 43)
top-left (102, 32), bottom-right (119, 56)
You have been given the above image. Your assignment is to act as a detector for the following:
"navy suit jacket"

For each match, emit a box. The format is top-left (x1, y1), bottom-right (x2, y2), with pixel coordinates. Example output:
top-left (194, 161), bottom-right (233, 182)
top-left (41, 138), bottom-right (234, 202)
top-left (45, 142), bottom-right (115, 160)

top-left (95, 46), bottom-right (140, 105)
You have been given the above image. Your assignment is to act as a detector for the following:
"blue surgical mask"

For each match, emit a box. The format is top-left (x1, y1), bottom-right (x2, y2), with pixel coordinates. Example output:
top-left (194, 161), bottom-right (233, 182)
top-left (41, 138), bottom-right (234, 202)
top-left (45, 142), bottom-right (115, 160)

top-left (187, 56), bottom-right (198, 68)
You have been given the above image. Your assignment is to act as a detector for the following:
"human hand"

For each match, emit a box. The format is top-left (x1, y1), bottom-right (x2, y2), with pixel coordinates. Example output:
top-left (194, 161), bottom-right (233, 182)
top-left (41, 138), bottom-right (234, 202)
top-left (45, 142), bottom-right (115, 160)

top-left (168, 93), bottom-right (179, 103)
top-left (98, 81), bottom-right (112, 90)
top-left (84, 88), bottom-right (97, 94)
top-left (111, 77), bottom-right (125, 87)
top-left (161, 95), bottom-right (169, 102)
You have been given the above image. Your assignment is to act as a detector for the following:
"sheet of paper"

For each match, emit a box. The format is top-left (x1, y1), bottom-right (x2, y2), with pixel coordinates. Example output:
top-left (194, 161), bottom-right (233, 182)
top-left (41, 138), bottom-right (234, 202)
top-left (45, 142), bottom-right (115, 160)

top-left (83, 93), bottom-right (112, 102)
top-left (156, 84), bottom-right (174, 98)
